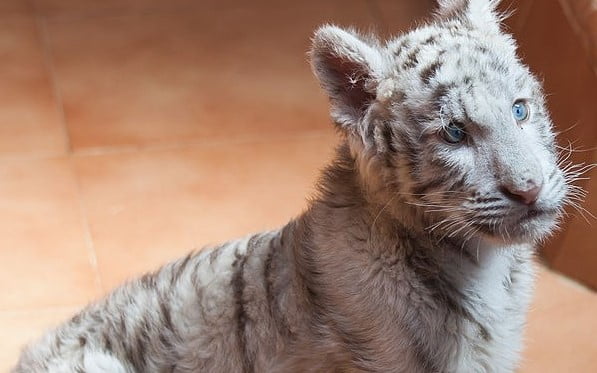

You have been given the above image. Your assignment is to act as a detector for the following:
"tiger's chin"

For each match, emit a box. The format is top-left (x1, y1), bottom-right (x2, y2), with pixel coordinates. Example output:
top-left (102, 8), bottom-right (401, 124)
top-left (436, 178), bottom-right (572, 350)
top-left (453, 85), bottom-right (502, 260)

top-left (474, 208), bottom-right (561, 246)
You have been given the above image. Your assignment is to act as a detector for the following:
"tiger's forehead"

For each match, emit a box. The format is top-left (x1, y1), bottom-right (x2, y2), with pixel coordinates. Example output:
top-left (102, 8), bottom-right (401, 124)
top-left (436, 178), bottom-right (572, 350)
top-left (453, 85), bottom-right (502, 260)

top-left (387, 21), bottom-right (515, 57)
top-left (385, 22), bottom-right (537, 107)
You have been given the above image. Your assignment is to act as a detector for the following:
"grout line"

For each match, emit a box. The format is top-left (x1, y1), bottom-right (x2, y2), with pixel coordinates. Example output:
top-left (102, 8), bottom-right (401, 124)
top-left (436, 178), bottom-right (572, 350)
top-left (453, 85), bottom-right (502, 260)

top-left (0, 152), bottom-right (70, 164)
top-left (33, 14), bottom-right (104, 298)
top-left (548, 267), bottom-right (597, 294)
top-left (34, 14), bottom-right (72, 155)
top-left (0, 129), bottom-right (335, 163)
top-left (69, 129), bottom-right (336, 158)
top-left (69, 158), bottom-right (105, 294)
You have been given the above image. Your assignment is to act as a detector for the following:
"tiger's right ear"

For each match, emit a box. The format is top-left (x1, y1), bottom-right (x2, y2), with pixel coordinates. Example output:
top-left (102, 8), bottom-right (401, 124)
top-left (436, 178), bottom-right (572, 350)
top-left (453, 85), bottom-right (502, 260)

top-left (436, 0), bottom-right (504, 34)
top-left (436, 0), bottom-right (469, 18)
top-left (309, 25), bottom-right (387, 131)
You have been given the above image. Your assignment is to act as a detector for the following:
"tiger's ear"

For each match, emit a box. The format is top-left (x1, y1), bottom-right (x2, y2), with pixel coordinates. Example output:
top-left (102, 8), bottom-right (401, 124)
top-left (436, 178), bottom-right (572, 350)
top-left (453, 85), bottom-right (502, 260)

top-left (436, 0), bottom-right (504, 33)
top-left (310, 25), bottom-right (387, 130)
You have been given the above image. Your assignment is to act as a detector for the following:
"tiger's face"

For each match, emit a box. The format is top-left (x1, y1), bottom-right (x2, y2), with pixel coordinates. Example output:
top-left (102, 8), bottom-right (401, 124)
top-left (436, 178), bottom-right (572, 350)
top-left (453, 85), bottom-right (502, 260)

top-left (310, 1), bottom-right (579, 245)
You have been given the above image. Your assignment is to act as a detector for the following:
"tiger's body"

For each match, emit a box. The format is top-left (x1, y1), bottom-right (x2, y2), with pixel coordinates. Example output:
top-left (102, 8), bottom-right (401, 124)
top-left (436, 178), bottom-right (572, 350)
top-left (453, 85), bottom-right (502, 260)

top-left (14, 0), bottom-right (579, 372)
top-left (14, 156), bottom-right (536, 372)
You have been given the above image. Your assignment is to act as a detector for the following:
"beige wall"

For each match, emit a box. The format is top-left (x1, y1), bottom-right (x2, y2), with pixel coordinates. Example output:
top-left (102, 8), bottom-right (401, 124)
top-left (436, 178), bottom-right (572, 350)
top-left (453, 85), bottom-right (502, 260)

top-left (505, 0), bottom-right (597, 288)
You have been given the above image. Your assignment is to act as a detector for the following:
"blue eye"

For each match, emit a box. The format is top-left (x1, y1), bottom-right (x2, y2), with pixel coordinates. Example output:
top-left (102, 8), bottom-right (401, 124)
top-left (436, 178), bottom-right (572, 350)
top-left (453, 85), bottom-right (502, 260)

top-left (440, 121), bottom-right (466, 144)
top-left (512, 100), bottom-right (530, 122)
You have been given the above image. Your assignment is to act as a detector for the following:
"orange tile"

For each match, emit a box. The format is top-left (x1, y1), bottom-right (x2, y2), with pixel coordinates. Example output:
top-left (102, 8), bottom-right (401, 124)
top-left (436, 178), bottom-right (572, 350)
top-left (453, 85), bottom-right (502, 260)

top-left (0, 0), bottom-right (34, 14)
top-left (0, 307), bottom-right (79, 372)
top-left (0, 16), bottom-right (66, 158)
top-left (73, 133), bottom-right (337, 289)
top-left (521, 266), bottom-right (597, 372)
top-left (44, 1), bottom-right (375, 152)
top-left (0, 158), bottom-right (99, 309)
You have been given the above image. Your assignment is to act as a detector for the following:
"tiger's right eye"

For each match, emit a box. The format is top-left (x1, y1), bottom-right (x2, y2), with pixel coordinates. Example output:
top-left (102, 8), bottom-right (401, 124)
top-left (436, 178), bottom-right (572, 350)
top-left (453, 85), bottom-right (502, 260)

top-left (440, 121), bottom-right (466, 144)
top-left (512, 100), bottom-right (530, 122)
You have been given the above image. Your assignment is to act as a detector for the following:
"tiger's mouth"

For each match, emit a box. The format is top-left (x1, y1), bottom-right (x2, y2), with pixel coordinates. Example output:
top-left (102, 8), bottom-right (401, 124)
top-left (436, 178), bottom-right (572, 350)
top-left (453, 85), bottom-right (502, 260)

top-left (472, 205), bottom-right (561, 243)
top-left (519, 207), bottom-right (559, 221)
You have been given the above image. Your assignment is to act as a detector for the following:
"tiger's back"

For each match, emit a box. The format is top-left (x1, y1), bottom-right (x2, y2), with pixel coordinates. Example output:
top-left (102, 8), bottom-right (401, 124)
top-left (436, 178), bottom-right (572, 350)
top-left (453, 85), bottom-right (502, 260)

top-left (13, 231), bottom-right (297, 372)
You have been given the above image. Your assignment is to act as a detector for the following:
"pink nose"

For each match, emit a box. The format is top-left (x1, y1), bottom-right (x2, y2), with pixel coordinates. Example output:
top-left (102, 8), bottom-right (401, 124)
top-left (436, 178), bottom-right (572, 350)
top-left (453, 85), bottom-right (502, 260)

top-left (502, 184), bottom-right (542, 205)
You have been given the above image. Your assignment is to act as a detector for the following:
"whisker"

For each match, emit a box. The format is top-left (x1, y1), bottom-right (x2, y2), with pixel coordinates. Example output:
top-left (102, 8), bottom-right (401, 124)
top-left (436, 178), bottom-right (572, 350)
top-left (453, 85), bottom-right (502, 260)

top-left (370, 190), bottom-right (401, 233)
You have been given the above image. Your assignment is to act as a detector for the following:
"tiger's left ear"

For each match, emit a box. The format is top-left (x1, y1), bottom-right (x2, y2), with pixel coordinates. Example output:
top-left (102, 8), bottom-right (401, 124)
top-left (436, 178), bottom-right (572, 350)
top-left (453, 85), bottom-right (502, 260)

top-left (436, 0), bottom-right (505, 34)
top-left (309, 25), bottom-right (388, 131)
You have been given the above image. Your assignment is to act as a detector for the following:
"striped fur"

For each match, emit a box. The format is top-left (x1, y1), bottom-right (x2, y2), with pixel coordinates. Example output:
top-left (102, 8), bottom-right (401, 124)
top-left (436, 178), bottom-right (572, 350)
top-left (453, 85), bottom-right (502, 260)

top-left (14, 1), bottom-right (578, 372)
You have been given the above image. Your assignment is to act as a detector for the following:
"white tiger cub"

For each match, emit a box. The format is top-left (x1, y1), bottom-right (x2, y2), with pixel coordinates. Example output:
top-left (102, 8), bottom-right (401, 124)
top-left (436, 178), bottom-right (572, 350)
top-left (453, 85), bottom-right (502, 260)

top-left (14, 0), bottom-right (581, 372)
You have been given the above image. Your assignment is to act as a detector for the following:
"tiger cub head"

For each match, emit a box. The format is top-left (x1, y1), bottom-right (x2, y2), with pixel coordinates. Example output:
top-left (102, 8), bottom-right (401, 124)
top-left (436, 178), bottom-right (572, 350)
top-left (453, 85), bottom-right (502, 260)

top-left (309, 0), bottom-right (579, 245)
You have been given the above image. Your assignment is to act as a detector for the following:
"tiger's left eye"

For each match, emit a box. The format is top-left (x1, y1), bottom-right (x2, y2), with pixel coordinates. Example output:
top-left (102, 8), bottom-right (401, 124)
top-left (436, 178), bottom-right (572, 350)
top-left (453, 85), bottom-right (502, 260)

top-left (512, 100), bottom-right (530, 122)
top-left (440, 121), bottom-right (466, 144)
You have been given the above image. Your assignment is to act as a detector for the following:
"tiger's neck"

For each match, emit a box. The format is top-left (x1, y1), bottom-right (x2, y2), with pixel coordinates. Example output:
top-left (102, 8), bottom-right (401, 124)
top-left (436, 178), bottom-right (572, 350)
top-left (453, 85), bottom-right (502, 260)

top-left (281, 141), bottom-right (535, 371)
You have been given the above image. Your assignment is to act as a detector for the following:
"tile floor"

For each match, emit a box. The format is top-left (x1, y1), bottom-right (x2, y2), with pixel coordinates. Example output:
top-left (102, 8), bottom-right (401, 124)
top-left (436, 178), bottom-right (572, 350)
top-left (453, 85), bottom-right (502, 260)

top-left (0, 1), bottom-right (595, 371)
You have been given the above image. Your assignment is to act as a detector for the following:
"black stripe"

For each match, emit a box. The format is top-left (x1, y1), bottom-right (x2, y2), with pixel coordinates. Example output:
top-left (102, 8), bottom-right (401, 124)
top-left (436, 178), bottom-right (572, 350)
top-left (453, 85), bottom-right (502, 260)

top-left (502, 272), bottom-right (513, 292)
top-left (232, 250), bottom-right (250, 373)
top-left (405, 107), bottom-right (435, 126)
top-left (431, 83), bottom-right (455, 111)
top-left (264, 234), bottom-right (293, 338)
top-left (118, 314), bottom-right (127, 335)
top-left (398, 132), bottom-right (419, 170)
top-left (475, 196), bottom-right (501, 204)
top-left (402, 47), bottom-right (421, 70)
top-left (407, 253), bottom-right (458, 314)
top-left (422, 35), bottom-right (437, 45)
top-left (70, 314), bottom-right (81, 325)
top-left (412, 169), bottom-right (461, 196)
top-left (475, 45), bottom-right (490, 54)
top-left (402, 252), bottom-right (455, 371)
top-left (478, 323), bottom-right (492, 342)
top-left (54, 334), bottom-right (63, 350)
top-left (102, 332), bottom-right (112, 352)
top-left (476, 204), bottom-right (507, 212)
top-left (232, 237), bottom-right (259, 373)
top-left (159, 332), bottom-right (174, 352)
top-left (459, 95), bottom-right (472, 124)
top-left (381, 122), bottom-right (397, 167)
top-left (128, 319), bottom-right (150, 372)
top-left (448, 175), bottom-right (467, 191)
top-left (393, 38), bottom-right (410, 57)
top-left (444, 238), bottom-right (478, 265)
top-left (209, 245), bottom-right (222, 265)
top-left (171, 253), bottom-right (193, 285)
top-left (160, 299), bottom-right (174, 331)
top-left (420, 61), bottom-right (442, 85)
top-left (263, 240), bottom-right (275, 310)
top-left (365, 121), bottom-right (375, 140)
top-left (134, 317), bottom-right (152, 372)
top-left (412, 177), bottom-right (446, 196)
top-left (140, 272), bottom-right (156, 288)
top-left (489, 58), bottom-right (509, 74)
top-left (405, 246), bottom-right (487, 330)
top-left (548, 167), bottom-right (558, 182)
